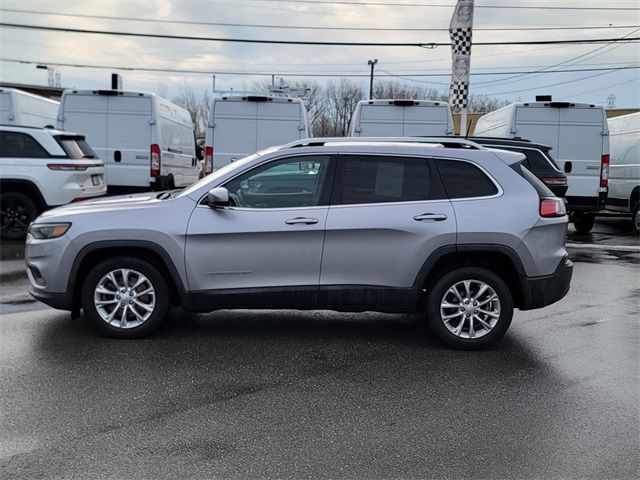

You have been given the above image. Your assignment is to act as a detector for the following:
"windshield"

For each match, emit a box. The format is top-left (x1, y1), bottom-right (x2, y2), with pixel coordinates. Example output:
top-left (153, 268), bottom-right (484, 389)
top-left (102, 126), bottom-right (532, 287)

top-left (176, 151), bottom-right (264, 198)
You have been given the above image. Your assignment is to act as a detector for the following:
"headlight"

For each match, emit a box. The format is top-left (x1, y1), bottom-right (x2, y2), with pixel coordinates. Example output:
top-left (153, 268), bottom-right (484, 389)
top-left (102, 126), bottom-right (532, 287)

top-left (28, 223), bottom-right (71, 239)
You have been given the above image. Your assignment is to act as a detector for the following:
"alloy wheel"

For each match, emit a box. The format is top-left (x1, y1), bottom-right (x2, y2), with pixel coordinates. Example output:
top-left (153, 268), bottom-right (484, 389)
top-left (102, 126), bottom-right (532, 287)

top-left (440, 279), bottom-right (501, 339)
top-left (93, 269), bottom-right (156, 328)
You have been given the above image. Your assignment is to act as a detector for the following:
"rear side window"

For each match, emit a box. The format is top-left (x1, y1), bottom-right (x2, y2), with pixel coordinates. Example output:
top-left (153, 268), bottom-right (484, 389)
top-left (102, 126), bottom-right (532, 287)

top-left (56, 136), bottom-right (97, 159)
top-left (511, 148), bottom-right (556, 173)
top-left (511, 163), bottom-right (554, 198)
top-left (333, 155), bottom-right (447, 205)
top-left (0, 131), bottom-right (49, 158)
top-left (436, 159), bottom-right (499, 199)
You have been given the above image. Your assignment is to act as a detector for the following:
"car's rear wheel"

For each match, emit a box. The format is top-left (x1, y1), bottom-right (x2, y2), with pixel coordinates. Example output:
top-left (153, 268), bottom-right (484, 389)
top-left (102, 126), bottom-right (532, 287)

top-left (0, 191), bottom-right (39, 240)
top-left (426, 267), bottom-right (513, 350)
top-left (572, 213), bottom-right (595, 234)
top-left (81, 257), bottom-right (170, 338)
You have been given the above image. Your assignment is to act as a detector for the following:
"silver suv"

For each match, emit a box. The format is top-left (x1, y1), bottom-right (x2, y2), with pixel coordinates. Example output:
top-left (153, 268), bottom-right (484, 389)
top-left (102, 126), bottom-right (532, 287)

top-left (26, 140), bottom-right (573, 349)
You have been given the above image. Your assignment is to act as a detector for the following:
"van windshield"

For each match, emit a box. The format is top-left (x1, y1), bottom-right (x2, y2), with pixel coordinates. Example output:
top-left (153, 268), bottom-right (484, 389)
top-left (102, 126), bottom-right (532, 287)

top-left (55, 135), bottom-right (98, 159)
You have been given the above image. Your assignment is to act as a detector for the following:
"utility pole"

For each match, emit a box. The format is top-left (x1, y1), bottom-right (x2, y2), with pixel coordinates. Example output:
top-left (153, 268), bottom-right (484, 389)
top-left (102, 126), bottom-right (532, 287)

top-left (367, 59), bottom-right (378, 100)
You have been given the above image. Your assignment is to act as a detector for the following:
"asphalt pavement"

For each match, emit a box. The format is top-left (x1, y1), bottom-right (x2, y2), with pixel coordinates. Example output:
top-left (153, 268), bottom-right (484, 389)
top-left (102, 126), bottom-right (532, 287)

top-left (0, 218), bottom-right (638, 479)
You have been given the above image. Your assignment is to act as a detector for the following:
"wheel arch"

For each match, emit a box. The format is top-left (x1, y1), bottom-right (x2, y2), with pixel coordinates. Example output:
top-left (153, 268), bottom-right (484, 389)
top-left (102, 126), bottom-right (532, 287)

top-left (68, 240), bottom-right (187, 314)
top-left (414, 245), bottom-right (526, 309)
top-left (0, 179), bottom-right (47, 210)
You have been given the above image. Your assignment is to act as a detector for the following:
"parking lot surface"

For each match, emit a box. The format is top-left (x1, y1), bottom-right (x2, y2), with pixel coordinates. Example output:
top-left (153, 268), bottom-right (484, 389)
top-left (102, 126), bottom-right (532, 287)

top-left (1, 218), bottom-right (638, 479)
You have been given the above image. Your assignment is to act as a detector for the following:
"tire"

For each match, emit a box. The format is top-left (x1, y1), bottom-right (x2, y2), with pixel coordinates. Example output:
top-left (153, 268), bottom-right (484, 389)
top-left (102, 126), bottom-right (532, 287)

top-left (81, 256), bottom-right (170, 338)
top-left (572, 213), bottom-right (595, 234)
top-left (425, 267), bottom-right (514, 350)
top-left (632, 202), bottom-right (640, 236)
top-left (0, 191), bottom-right (39, 240)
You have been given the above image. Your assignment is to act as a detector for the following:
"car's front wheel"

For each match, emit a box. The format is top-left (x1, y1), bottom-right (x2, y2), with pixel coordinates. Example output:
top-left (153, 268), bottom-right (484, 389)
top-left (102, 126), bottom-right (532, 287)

top-left (426, 267), bottom-right (513, 350)
top-left (81, 256), bottom-right (170, 338)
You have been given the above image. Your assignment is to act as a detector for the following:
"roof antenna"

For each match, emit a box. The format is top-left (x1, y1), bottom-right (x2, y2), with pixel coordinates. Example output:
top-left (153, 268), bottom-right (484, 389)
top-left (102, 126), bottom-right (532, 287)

top-left (465, 118), bottom-right (473, 139)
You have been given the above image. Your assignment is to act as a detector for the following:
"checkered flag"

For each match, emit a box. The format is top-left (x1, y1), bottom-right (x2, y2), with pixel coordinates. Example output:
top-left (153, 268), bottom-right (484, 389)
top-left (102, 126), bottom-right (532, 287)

top-left (449, 1), bottom-right (474, 112)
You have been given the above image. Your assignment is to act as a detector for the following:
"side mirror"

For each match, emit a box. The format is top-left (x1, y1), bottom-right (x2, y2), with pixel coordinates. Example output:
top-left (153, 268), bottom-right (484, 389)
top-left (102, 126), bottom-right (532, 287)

top-left (206, 187), bottom-right (229, 208)
top-left (564, 161), bottom-right (573, 174)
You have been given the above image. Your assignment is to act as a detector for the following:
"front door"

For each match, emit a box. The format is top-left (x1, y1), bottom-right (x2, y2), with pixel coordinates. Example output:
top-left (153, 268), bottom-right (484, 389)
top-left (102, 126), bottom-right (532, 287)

top-left (185, 154), bottom-right (334, 308)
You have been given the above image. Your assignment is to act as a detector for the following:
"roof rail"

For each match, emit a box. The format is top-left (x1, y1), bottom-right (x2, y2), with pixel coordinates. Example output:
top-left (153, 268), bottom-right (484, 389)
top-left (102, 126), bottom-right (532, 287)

top-left (283, 136), bottom-right (483, 150)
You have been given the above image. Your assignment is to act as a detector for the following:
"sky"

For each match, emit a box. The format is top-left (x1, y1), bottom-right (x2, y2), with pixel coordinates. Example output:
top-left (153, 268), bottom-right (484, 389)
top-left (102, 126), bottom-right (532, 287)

top-left (0, 0), bottom-right (639, 107)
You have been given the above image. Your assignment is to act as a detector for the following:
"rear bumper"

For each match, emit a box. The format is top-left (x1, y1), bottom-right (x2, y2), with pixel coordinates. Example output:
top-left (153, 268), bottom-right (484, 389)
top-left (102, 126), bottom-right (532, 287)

top-left (519, 256), bottom-right (573, 310)
top-left (566, 193), bottom-right (607, 213)
top-left (28, 286), bottom-right (73, 310)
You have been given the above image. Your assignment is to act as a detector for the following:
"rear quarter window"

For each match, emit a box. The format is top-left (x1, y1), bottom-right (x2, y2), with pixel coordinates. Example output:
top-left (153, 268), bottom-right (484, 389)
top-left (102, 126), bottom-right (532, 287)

top-left (436, 159), bottom-right (499, 199)
top-left (0, 131), bottom-right (50, 158)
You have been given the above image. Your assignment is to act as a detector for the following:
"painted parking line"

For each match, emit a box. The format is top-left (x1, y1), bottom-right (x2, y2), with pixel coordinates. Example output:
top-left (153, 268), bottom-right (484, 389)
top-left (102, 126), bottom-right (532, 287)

top-left (566, 243), bottom-right (640, 252)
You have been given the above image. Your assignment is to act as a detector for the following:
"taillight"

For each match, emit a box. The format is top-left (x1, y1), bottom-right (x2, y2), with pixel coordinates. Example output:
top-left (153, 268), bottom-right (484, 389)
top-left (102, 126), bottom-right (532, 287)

top-left (542, 177), bottom-right (568, 186)
top-left (204, 146), bottom-right (213, 174)
top-left (600, 154), bottom-right (609, 188)
top-left (540, 198), bottom-right (567, 217)
top-left (150, 144), bottom-right (161, 177)
top-left (47, 163), bottom-right (95, 171)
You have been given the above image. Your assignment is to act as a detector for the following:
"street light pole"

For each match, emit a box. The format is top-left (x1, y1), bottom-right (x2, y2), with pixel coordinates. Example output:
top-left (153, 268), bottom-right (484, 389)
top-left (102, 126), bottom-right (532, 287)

top-left (367, 59), bottom-right (378, 100)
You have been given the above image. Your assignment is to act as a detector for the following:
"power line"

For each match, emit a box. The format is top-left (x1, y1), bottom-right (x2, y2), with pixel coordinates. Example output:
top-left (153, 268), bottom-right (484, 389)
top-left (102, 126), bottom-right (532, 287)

top-left (243, 0), bottom-right (640, 10)
top-left (2, 57), bottom-right (637, 78)
top-left (564, 76), bottom-right (640, 99)
top-left (1, 23), bottom-right (639, 47)
top-left (1, 8), bottom-right (637, 32)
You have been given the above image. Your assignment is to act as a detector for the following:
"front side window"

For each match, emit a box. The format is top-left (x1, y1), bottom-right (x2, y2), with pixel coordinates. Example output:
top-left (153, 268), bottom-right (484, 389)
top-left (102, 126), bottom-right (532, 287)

top-left (333, 155), bottom-right (446, 205)
top-left (436, 159), bottom-right (499, 199)
top-left (0, 132), bottom-right (49, 158)
top-left (224, 155), bottom-right (331, 208)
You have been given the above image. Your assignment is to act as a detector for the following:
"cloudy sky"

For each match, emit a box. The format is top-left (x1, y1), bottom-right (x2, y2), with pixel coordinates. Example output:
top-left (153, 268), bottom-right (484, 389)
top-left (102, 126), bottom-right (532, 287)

top-left (0, 0), bottom-right (639, 107)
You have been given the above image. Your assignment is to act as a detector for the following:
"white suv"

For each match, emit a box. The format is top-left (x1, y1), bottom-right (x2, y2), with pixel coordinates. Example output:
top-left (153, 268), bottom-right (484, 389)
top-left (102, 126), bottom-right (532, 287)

top-left (0, 126), bottom-right (106, 239)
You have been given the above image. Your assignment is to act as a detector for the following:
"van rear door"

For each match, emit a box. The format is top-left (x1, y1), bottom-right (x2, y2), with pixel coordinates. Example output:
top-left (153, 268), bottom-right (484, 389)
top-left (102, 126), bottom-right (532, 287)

top-left (256, 101), bottom-right (305, 149)
top-left (557, 106), bottom-right (605, 200)
top-left (403, 104), bottom-right (451, 136)
top-left (357, 104), bottom-right (404, 136)
top-left (213, 100), bottom-right (257, 167)
top-left (106, 95), bottom-right (152, 188)
top-left (59, 94), bottom-right (109, 165)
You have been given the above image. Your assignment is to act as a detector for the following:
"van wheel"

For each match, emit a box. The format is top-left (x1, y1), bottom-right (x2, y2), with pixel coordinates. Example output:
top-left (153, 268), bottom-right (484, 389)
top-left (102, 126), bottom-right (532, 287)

top-left (0, 191), bottom-right (39, 240)
top-left (572, 213), bottom-right (595, 234)
top-left (425, 268), bottom-right (513, 350)
top-left (632, 202), bottom-right (640, 235)
top-left (81, 256), bottom-right (170, 338)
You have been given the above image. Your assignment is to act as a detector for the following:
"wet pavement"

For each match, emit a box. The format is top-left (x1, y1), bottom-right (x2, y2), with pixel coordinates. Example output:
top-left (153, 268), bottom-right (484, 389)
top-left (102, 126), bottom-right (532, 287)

top-left (0, 218), bottom-right (638, 479)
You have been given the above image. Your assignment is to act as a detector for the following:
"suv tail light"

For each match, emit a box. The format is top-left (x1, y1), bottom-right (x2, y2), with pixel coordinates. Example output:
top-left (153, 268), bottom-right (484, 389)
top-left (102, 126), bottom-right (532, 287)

top-left (540, 198), bottom-right (567, 217)
top-left (600, 154), bottom-right (609, 188)
top-left (204, 146), bottom-right (213, 174)
top-left (47, 163), bottom-right (95, 171)
top-left (542, 176), bottom-right (568, 187)
top-left (150, 144), bottom-right (161, 177)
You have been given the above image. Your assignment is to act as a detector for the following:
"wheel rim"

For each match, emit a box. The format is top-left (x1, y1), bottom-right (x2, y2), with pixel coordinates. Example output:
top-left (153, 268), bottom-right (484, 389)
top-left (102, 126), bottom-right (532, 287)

top-left (634, 207), bottom-right (640, 232)
top-left (440, 279), bottom-right (501, 339)
top-left (1, 196), bottom-right (31, 235)
top-left (93, 269), bottom-right (156, 329)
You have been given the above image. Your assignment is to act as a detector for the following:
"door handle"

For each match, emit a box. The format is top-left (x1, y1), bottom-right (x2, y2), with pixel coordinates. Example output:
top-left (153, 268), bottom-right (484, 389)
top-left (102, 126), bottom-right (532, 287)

top-left (414, 213), bottom-right (448, 222)
top-left (285, 217), bottom-right (319, 225)
top-left (114, 150), bottom-right (121, 162)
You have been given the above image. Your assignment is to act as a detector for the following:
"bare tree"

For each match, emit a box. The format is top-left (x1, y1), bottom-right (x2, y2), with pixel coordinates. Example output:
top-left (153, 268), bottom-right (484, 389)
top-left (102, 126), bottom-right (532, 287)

top-left (172, 84), bottom-right (199, 130)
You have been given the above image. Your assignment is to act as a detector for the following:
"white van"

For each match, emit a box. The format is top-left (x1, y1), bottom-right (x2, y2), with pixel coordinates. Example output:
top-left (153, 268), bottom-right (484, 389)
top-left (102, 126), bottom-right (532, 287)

top-left (474, 100), bottom-right (610, 233)
top-left (0, 88), bottom-right (59, 128)
top-left (349, 99), bottom-right (454, 137)
top-left (606, 112), bottom-right (639, 234)
top-left (58, 90), bottom-right (200, 193)
top-left (203, 95), bottom-right (310, 173)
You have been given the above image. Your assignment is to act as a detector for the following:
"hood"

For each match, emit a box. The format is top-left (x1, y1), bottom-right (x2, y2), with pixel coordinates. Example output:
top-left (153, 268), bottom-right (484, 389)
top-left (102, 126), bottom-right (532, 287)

top-left (35, 192), bottom-right (192, 221)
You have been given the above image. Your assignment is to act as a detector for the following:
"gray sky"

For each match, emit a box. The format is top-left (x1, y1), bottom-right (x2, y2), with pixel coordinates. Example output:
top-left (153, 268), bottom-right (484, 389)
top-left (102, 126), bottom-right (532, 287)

top-left (1, 0), bottom-right (639, 107)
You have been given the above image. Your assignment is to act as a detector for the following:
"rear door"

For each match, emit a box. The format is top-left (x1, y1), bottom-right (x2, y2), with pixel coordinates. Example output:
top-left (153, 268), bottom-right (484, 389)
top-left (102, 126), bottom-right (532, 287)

top-left (106, 95), bottom-right (152, 188)
top-left (213, 100), bottom-right (257, 168)
top-left (514, 105), bottom-right (560, 153)
top-left (357, 105), bottom-right (404, 136)
top-left (256, 101), bottom-right (304, 149)
top-left (403, 105), bottom-right (451, 136)
top-left (59, 94), bottom-right (109, 166)
top-left (557, 106), bottom-right (604, 199)
top-left (319, 154), bottom-right (456, 306)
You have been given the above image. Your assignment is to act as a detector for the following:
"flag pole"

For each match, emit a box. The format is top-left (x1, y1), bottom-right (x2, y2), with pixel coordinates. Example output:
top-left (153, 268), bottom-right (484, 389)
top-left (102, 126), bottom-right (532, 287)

top-left (449, 0), bottom-right (474, 136)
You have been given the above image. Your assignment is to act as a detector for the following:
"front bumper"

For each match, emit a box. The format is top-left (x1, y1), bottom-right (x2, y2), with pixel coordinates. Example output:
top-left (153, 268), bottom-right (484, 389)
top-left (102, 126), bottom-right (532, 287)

top-left (28, 286), bottom-right (73, 310)
top-left (519, 256), bottom-right (573, 310)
